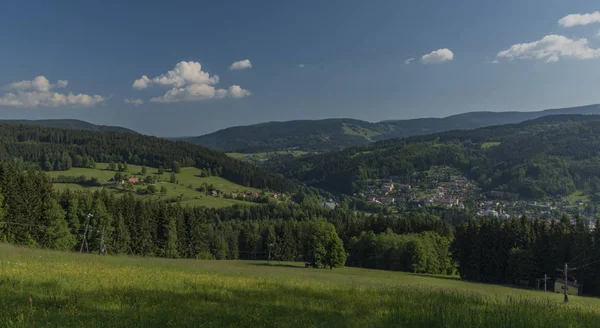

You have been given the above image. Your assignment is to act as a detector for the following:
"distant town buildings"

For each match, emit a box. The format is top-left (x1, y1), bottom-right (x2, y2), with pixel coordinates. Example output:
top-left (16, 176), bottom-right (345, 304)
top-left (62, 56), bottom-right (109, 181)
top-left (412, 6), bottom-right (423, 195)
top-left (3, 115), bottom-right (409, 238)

top-left (381, 183), bottom-right (394, 193)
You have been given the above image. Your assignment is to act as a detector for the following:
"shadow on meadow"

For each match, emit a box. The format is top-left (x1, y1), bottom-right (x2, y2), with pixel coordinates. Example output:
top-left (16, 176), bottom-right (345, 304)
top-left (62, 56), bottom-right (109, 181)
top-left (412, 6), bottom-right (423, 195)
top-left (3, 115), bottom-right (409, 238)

top-left (2, 277), bottom-right (600, 328)
top-left (251, 263), bottom-right (305, 269)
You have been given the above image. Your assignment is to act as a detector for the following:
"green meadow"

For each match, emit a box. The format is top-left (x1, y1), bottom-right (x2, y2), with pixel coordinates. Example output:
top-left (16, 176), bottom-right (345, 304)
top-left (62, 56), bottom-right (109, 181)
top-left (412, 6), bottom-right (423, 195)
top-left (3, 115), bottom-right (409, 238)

top-left (481, 142), bottom-right (501, 149)
top-left (2, 244), bottom-right (600, 327)
top-left (46, 163), bottom-right (261, 208)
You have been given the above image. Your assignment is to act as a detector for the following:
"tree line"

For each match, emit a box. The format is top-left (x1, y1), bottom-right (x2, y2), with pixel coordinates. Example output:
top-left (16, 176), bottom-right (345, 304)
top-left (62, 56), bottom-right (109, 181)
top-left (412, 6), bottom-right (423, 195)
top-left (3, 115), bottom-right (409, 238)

top-left (5, 162), bottom-right (600, 295)
top-left (454, 215), bottom-right (600, 295)
top-left (0, 163), bottom-right (452, 271)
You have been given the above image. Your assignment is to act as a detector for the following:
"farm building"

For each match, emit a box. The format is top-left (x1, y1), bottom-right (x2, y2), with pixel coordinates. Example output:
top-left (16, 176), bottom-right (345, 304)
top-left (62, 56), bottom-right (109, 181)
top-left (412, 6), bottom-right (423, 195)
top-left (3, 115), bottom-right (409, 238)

top-left (554, 278), bottom-right (581, 296)
top-left (381, 183), bottom-right (394, 193)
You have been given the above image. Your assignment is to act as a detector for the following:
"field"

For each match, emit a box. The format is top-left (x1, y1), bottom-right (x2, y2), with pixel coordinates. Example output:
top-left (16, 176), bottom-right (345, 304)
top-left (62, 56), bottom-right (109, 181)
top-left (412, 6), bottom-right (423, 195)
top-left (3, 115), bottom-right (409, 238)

top-left (568, 190), bottom-right (590, 206)
top-left (2, 244), bottom-right (600, 327)
top-left (46, 163), bottom-right (260, 208)
top-left (481, 142), bottom-right (501, 149)
top-left (227, 150), bottom-right (311, 161)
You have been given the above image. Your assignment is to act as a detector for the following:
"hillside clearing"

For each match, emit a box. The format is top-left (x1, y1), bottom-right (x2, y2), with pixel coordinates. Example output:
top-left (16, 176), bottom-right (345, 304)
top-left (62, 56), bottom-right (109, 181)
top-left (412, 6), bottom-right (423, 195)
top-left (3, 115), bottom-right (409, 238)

top-left (46, 164), bottom-right (261, 208)
top-left (481, 141), bottom-right (501, 149)
top-left (1, 244), bottom-right (600, 327)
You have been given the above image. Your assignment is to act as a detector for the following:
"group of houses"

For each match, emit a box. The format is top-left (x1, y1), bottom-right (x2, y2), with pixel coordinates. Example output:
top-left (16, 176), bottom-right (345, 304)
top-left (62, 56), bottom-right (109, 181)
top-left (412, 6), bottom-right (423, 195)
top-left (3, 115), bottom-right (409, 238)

top-left (110, 177), bottom-right (139, 184)
top-left (363, 175), bottom-right (473, 209)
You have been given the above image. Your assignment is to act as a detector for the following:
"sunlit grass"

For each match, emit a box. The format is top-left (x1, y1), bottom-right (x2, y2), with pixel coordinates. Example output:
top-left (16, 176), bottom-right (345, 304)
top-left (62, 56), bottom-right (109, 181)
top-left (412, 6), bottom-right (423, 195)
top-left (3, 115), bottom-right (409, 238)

top-left (2, 244), bottom-right (600, 327)
top-left (46, 164), bottom-right (259, 208)
top-left (481, 142), bottom-right (501, 149)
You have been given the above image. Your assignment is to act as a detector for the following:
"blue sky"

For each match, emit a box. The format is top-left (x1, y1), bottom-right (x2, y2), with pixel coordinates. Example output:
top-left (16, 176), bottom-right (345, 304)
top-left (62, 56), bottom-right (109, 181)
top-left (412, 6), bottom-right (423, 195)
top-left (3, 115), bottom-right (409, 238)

top-left (1, 0), bottom-right (600, 136)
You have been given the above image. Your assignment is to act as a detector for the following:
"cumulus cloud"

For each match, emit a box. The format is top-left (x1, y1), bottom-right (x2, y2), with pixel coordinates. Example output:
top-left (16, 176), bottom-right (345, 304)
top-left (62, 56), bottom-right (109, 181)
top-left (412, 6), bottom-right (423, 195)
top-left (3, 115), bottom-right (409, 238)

top-left (0, 76), bottom-right (104, 108)
top-left (135, 61), bottom-right (250, 103)
top-left (421, 49), bottom-right (454, 64)
top-left (9, 76), bottom-right (69, 92)
top-left (497, 34), bottom-right (600, 63)
top-left (229, 59), bottom-right (252, 70)
top-left (228, 85), bottom-right (251, 98)
top-left (404, 58), bottom-right (415, 64)
top-left (559, 11), bottom-right (600, 27)
top-left (150, 84), bottom-right (228, 103)
top-left (132, 61), bottom-right (219, 90)
top-left (124, 98), bottom-right (144, 105)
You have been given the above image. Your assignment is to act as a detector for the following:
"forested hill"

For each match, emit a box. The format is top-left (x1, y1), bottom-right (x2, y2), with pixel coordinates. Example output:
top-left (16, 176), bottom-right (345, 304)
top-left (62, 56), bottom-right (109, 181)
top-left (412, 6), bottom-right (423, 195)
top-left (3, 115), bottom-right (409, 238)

top-left (181, 104), bottom-right (600, 153)
top-left (0, 119), bottom-right (136, 133)
top-left (179, 118), bottom-right (388, 153)
top-left (278, 115), bottom-right (600, 198)
top-left (0, 124), bottom-right (296, 193)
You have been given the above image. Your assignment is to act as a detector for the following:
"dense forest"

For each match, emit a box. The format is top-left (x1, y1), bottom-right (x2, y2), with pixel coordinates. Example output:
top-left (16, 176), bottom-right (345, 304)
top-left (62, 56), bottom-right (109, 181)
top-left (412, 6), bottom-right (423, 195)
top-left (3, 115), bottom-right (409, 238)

top-left (0, 123), bottom-right (296, 193)
top-left (0, 163), bottom-right (453, 270)
top-left (279, 115), bottom-right (600, 198)
top-left (455, 216), bottom-right (600, 295)
top-left (0, 119), bottom-right (136, 133)
top-left (182, 104), bottom-right (600, 153)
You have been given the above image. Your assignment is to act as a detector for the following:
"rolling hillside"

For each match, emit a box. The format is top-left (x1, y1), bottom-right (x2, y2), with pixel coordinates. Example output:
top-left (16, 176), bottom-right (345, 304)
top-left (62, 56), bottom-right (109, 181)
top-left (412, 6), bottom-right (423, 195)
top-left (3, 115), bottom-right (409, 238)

top-left (181, 104), bottom-right (600, 153)
top-left (277, 114), bottom-right (600, 197)
top-left (0, 119), bottom-right (136, 133)
top-left (0, 123), bottom-right (297, 193)
top-left (48, 163), bottom-right (262, 208)
top-left (3, 244), bottom-right (600, 327)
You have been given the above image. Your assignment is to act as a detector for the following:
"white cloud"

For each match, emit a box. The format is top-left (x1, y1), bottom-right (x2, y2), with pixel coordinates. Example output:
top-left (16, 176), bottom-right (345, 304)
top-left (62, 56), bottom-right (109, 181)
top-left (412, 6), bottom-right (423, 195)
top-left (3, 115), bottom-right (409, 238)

top-left (150, 84), bottom-right (228, 103)
top-left (9, 76), bottom-right (69, 92)
top-left (136, 61), bottom-right (250, 103)
top-left (132, 75), bottom-right (150, 90)
top-left (124, 98), bottom-right (144, 105)
top-left (0, 76), bottom-right (104, 108)
top-left (229, 59), bottom-right (252, 70)
top-left (559, 12), bottom-right (600, 27)
top-left (228, 85), bottom-right (251, 98)
top-left (497, 34), bottom-right (600, 63)
top-left (298, 64), bottom-right (305, 68)
top-left (421, 49), bottom-right (454, 64)
top-left (132, 61), bottom-right (219, 90)
top-left (491, 60), bottom-right (499, 64)
top-left (404, 58), bottom-right (415, 64)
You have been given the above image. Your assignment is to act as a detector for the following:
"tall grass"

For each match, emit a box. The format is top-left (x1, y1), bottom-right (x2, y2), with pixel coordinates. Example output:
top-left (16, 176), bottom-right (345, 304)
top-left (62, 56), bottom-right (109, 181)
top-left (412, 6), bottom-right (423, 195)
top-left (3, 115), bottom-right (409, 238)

top-left (1, 244), bottom-right (599, 327)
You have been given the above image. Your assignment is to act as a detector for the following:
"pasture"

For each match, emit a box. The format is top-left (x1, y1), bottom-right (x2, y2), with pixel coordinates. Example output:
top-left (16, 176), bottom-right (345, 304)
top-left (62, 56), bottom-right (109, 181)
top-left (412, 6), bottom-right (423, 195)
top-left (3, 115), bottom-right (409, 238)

top-left (2, 244), bottom-right (600, 327)
top-left (46, 163), bottom-right (261, 208)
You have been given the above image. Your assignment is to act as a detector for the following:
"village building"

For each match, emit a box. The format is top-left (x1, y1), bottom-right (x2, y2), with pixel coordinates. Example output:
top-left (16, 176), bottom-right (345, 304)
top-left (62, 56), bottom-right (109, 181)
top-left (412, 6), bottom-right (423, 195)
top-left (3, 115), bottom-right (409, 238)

top-left (554, 278), bottom-right (581, 296)
top-left (381, 183), bottom-right (394, 193)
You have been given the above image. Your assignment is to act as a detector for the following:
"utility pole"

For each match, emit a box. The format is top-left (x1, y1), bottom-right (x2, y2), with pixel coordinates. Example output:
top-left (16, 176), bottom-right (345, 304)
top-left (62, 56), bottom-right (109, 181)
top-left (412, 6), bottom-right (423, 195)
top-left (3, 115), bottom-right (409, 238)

top-left (557, 263), bottom-right (575, 302)
top-left (98, 227), bottom-right (106, 255)
top-left (79, 213), bottom-right (92, 253)
top-left (564, 262), bottom-right (569, 302)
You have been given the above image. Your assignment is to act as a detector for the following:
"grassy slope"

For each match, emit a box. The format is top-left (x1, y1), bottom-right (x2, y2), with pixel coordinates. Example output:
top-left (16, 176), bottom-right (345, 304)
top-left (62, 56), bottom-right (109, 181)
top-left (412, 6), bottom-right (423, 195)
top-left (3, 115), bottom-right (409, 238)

top-left (2, 244), bottom-right (600, 327)
top-left (47, 163), bottom-right (259, 209)
top-left (227, 150), bottom-right (311, 161)
top-left (481, 141), bottom-right (501, 149)
top-left (568, 190), bottom-right (590, 206)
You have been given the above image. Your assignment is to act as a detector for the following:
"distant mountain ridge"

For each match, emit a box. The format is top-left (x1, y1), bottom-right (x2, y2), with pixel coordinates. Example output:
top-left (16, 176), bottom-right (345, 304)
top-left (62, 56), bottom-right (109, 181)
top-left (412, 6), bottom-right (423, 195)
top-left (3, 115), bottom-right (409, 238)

top-left (0, 119), bottom-right (136, 134)
top-left (181, 104), bottom-right (600, 153)
top-left (277, 114), bottom-right (600, 197)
